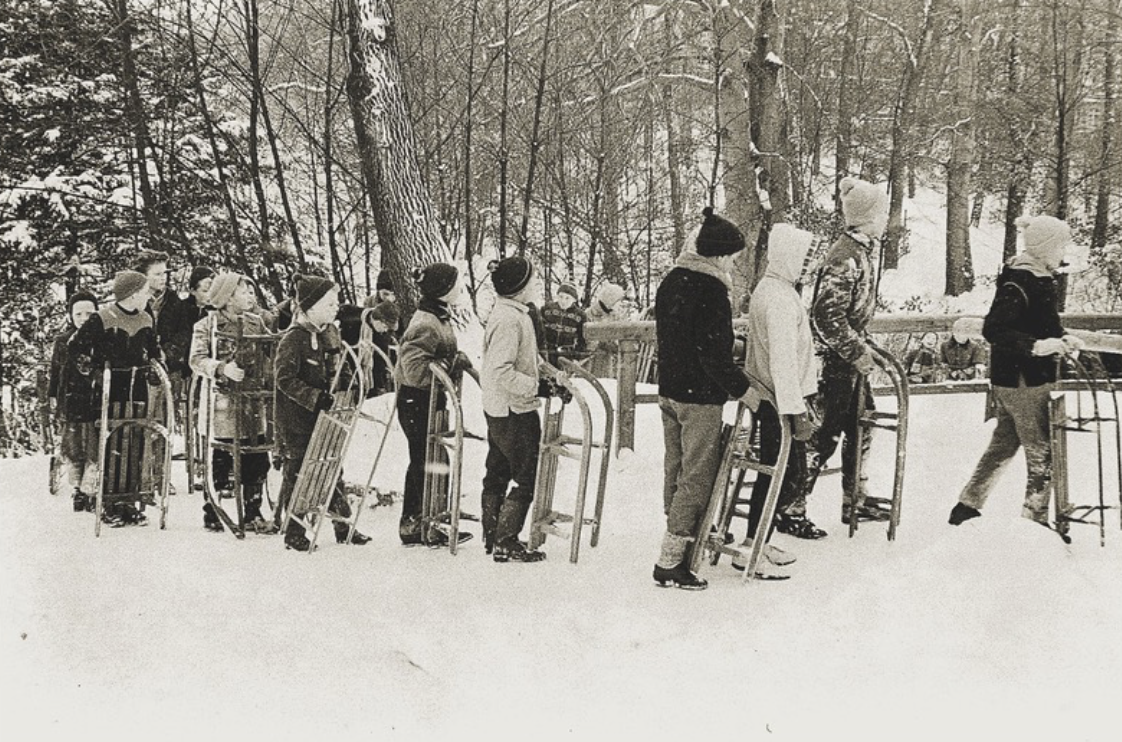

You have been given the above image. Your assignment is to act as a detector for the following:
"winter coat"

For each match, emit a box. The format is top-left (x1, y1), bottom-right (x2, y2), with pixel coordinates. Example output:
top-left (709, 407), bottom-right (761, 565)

top-left (49, 328), bottom-right (79, 421)
top-left (904, 347), bottom-right (940, 383)
top-left (189, 310), bottom-right (271, 439)
top-left (940, 338), bottom-right (986, 378)
top-left (810, 229), bottom-right (879, 365)
top-left (481, 297), bottom-right (540, 417)
top-left (655, 251), bottom-right (750, 405)
top-left (150, 289), bottom-right (193, 378)
top-left (394, 299), bottom-right (460, 390)
top-left (66, 303), bottom-right (163, 419)
top-left (745, 238), bottom-right (818, 416)
top-left (274, 320), bottom-right (344, 457)
top-left (983, 263), bottom-right (1064, 388)
top-left (540, 301), bottom-right (587, 358)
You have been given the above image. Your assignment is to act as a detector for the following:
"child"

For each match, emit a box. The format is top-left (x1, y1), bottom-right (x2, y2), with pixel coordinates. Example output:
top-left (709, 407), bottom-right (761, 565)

top-left (480, 256), bottom-right (548, 562)
top-left (904, 332), bottom-right (940, 383)
top-left (394, 263), bottom-right (473, 546)
top-left (941, 318), bottom-right (988, 380)
top-left (654, 207), bottom-right (754, 590)
top-left (189, 272), bottom-right (273, 533)
top-left (49, 290), bottom-right (99, 511)
top-left (364, 301), bottom-right (400, 397)
top-left (275, 276), bottom-right (371, 550)
top-left (540, 282), bottom-right (587, 365)
top-left (68, 270), bottom-right (164, 526)
top-left (734, 223), bottom-right (823, 577)
top-left (585, 281), bottom-right (626, 377)
top-left (790, 176), bottom-right (890, 538)
top-left (950, 215), bottom-right (1082, 527)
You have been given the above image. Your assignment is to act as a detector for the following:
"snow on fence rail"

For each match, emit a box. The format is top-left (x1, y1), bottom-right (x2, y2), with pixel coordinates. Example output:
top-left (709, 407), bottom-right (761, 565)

top-left (585, 314), bottom-right (1122, 452)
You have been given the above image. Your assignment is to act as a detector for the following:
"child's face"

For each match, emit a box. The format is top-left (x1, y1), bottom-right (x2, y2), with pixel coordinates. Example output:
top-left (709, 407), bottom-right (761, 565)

top-left (378, 289), bottom-right (396, 303)
top-left (306, 288), bottom-right (340, 326)
top-left (193, 277), bottom-right (213, 301)
top-left (921, 333), bottom-right (936, 349)
top-left (144, 262), bottom-right (168, 294)
top-left (370, 319), bottom-right (389, 333)
top-left (70, 300), bottom-right (96, 328)
top-left (440, 276), bottom-right (464, 305)
top-left (230, 281), bottom-right (255, 314)
top-left (556, 293), bottom-right (575, 310)
top-left (121, 287), bottom-right (150, 312)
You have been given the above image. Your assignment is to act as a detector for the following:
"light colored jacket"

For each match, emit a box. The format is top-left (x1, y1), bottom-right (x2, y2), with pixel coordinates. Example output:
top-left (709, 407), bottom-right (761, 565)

top-left (394, 306), bottom-right (457, 390)
top-left (746, 235), bottom-right (818, 415)
top-left (190, 310), bottom-right (270, 439)
top-left (482, 297), bottom-right (540, 416)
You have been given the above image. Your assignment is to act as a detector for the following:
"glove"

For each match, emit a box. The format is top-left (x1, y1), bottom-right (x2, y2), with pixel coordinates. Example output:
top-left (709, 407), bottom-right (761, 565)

top-left (1062, 335), bottom-right (1085, 353)
top-left (555, 382), bottom-right (574, 404)
top-left (314, 391), bottom-right (335, 412)
top-left (537, 378), bottom-right (554, 398)
top-left (452, 351), bottom-right (473, 373)
top-left (220, 361), bottom-right (245, 382)
top-left (1032, 338), bottom-right (1068, 356)
top-left (789, 413), bottom-right (814, 442)
top-left (854, 352), bottom-right (877, 375)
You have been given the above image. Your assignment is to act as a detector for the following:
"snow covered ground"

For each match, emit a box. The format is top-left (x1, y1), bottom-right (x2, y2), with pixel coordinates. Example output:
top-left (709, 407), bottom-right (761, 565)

top-left (2, 386), bottom-right (1121, 741)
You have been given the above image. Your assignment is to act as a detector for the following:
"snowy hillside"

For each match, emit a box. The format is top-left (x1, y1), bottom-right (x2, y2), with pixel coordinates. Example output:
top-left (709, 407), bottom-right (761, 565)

top-left (2, 387), bottom-right (1120, 741)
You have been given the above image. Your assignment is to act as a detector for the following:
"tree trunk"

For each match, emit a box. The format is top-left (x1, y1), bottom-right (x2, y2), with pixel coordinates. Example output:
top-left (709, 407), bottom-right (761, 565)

top-left (884, 0), bottom-right (942, 269)
top-left (345, 0), bottom-right (453, 318)
top-left (945, 0), bottom-right (977, 296)
top-left (517, 0), bottom-right (555, 255)
top-left (498, 0), bottom-right (512, 258)
top-left (835, 0), bottom-right (860, 205)
top-left (662, 11), bottom-right (686, 257)
top-left (1091, 0), bottom-right (1118, 251)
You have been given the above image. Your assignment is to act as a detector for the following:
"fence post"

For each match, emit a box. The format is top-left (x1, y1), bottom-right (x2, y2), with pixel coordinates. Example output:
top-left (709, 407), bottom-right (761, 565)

top-left (615, 339), bottom-right (640, 453)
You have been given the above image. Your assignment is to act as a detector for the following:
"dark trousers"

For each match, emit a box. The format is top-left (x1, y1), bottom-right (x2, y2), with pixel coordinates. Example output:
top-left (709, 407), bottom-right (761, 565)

top-left (482, 411), bottom-right (541, 504)
top-left (396, 385), bottom-right (447, 522)
top-left (787, 356), bottom-right (872, 516)
top-left (212, 437), bottom-right (270, 516)
top-left (747, 400), bottom-right (807, 540)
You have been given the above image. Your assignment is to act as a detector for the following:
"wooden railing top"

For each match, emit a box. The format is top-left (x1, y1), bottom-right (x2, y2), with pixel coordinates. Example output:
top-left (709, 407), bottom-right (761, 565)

top-left (584, 313), bottom-right (1122, 342)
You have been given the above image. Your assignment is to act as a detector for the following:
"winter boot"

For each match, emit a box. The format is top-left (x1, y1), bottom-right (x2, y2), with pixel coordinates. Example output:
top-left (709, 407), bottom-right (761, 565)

top-left (243, 490), bottom-right (277, 535)
top-left (203, 501), bottom-right (224, 532)
top-left (842, 502), bottom-right (891, 525)
top-left (493, 497), bottom-right (543, 562)
top-left (480, 493), bottom-right (504, 555)
top-left (948, 502), bottom-right (981, 526)
top-left (731, 539), bottom-right (796, 570)
top-left (284, 520), bottom-right (311, 552)
top-left (399, 514), bottom-right (423, 546)
top-left (335, 522), bottom-right (371, 545)
top-left (72, 490), bottom-right (89, 513)
top-left (774, 513), bottom-right (827, 540)
top-left (493, 539), bottom-right (546, 563)
top-left (652, 532), bottom-right (707, 590)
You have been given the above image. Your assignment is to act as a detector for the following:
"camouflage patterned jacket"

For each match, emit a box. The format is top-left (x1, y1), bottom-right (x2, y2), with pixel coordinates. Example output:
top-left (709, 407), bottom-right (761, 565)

top-left (810, 229), bottom-right (879, 365)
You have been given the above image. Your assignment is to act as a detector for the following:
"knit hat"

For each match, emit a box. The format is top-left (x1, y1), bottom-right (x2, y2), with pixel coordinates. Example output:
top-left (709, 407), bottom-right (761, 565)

top-left (839, 177), bottom-right (889, 235)
top-left (490, 256), bottom-right (534, 297)
top-left (112, 270), bottom-right (148, 302)
top-left (557, 283), bottom-right (579, 302)
top-left (296, 275), bottom-right (337, 313)
top-left (367, 301), bottom-right (400, 327)
top-left (1016, 215), bottom-right (1072, 260)
top-left (596, 281), bottom-right (626, 309)
top-left (208, 272), bottom-right (244, 310)
top-left (188, 266), bottom-right (216, 290)
top-left (695, 206), bottom-right (745, 257)
top-left (415, 263), bottom-right (459, 301)
top-left (376, 270), bottom-right (395, 292)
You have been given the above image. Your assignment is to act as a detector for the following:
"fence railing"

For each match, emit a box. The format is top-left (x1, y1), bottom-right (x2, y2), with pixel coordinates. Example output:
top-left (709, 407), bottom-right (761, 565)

top-left (584, 314), bottom-right (1122, 453)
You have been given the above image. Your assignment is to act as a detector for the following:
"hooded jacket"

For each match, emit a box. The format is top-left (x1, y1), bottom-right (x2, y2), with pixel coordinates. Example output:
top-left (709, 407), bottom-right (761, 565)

top-left (810, 229), bottom-right (879, 364)
top-left (189, 310), bottom-right (271, 439)
top-left (746, 231), bottom-right (819, 415)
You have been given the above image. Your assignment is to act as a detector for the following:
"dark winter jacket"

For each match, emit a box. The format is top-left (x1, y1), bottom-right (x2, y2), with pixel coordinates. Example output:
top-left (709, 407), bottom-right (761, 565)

top-left (655, 252), bottom-right (750, 405)
top-left (540, 301), bottom-right (587, 360)
top-left (150, 289), bottom-right (193, 378)
top-left (904, 347), bottom-right (939, 383)
top-left (275, 319), bottom-right (343, 457)
top-left (983, 265), bottom-right (1064, 388)
top-left (66, 303), bottom-right (163, 419)
top-left (394, 299), bottom-right (460, 390)
top-left (49, 329), bottom-right (77, 420)
top-left (811, 229), bottom-right (879, 364)
top-left (183, 294), bottom-right (210, 330)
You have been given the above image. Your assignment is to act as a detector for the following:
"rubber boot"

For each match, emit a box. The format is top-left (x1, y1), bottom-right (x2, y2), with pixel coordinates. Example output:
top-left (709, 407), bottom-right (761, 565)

top-left (493, 498), bottom-right (544, 563)
top-left (480, 493), bottom-right (504, 555)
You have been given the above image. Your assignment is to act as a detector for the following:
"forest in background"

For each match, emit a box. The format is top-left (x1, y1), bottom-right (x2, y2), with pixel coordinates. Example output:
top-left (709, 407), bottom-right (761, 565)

top-left (1, 0), bottom-right (1120, 453)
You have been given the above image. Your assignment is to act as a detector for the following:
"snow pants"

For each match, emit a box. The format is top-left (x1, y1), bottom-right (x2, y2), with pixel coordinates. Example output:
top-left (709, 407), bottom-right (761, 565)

top-left (958, 382), bottom-right (1053, 522)
top-left (747, 400), bottom-right (807, 541)
top-left (659, 397), bottom-right (724, 537)
top-left (786, 357), bottom-right (872, 517)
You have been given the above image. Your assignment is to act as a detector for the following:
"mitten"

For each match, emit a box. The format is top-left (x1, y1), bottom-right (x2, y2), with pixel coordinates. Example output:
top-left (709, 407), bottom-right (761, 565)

top-left (314, 391), bottom-right (335, 412)
top-left (1032, 338), bottom-right (1067, 357)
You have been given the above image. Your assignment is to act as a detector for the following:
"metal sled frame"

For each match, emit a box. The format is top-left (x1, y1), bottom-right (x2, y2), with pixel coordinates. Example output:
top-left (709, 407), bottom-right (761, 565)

top-left (282, 343), bottom-right (367, 552)
top-left (850, 342), bottom-right (910, 540)
top-left (351, 340), bottom-right (399, 532)
top-left (196, 318), bottom-right (279, 539)
top-left (687, 401), bottom-right (792, 582)
top-left (528, 359), bottom-right (615, 563)
top-left (421, 364), bottom-right (481, 554)
top-left (1050, 354), bottom-right (1122, 546)
top-left (93, 364), bottom-right (175, 537)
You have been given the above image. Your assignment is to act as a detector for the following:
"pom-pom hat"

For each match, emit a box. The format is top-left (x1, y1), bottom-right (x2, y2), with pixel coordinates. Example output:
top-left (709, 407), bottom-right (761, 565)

top-left (490, 256), bottom-right (534, 297)
top-left (695, 206), bottom-right (745, 257)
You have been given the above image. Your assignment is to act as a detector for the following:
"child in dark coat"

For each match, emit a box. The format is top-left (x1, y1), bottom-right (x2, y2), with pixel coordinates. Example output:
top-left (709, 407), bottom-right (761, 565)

top-left (49, 290), bottom-right (99, 511)
top-left (275, 276), bottom-right (371, 550)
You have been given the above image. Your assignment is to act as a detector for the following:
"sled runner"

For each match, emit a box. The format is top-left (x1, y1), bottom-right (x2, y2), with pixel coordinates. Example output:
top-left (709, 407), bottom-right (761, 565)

top-left (282, 343), bottom-right (367, 552)
top-left (197, 318), bottom-right (279, 538)
top-left (93, 363), bottom-right (175, 537)
top-left (688, 396), bottom-right (793, 582)
top-left (528, 358), bottom-right (614, 563)
top-left (850, 341), bottom-right (909, 540)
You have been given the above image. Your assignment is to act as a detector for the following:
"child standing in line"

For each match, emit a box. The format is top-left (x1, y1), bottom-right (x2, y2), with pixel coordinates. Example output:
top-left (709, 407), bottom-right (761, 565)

top-left (480, 256), bottom-right (548, 562)
top-left (275, 276), bottom-right (371, 551)
top-left (49, 290), bottom-right (100, 511)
